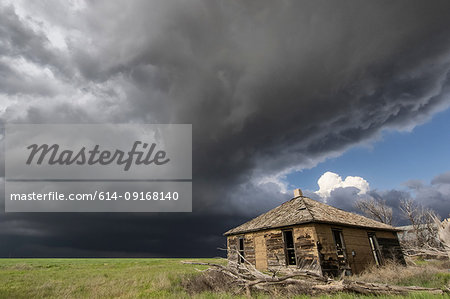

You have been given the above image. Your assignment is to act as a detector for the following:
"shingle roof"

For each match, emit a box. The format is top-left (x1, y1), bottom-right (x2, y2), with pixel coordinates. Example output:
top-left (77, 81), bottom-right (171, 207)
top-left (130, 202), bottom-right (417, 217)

top-left (224, 196), bottom-right (398, 235)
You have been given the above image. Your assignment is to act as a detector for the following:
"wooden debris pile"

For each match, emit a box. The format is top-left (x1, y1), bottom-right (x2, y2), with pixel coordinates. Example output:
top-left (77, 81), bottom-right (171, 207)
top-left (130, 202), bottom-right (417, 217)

top-left (401, 216), bottom-right (450, 261)
top-left (182, 252), bottom-right (449, 296)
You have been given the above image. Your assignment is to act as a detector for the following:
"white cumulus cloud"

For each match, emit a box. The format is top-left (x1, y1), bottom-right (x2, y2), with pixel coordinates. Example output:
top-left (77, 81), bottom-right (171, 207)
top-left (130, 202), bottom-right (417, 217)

top-left (315, 171), bottom-right (370, 199)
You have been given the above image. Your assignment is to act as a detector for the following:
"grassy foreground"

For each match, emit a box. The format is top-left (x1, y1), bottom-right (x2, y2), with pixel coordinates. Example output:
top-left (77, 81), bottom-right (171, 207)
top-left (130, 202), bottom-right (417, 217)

top-left (0, 258), bottom-right (448, 298)
top-left (0, 258), bottom-right (217, 298)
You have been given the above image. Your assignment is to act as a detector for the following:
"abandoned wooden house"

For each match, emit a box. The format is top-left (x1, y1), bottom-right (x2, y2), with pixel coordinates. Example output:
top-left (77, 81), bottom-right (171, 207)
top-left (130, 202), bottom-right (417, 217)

top-left (224, 189), bottom-right (405, 276)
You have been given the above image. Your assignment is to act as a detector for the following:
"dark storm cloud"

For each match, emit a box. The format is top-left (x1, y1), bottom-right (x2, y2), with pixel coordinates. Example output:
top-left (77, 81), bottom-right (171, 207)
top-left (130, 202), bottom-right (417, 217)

top-left (0, 6), bottom-right (49, 59)
top-left (76, 0), bottom-right (450, 194)
top-left (0, 5), bottom-right (73, 81)
top-left (431, 171), bottom-right (450, 185)
top-left (1, 0), bottom-right (450, 256)
top-left (0, 61), bottom-right (58, 96)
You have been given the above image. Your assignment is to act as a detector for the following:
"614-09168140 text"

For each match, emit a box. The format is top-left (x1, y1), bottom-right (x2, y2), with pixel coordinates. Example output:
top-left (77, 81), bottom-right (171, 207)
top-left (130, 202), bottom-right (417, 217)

top-left (9, 191), bottom-right (180, 201)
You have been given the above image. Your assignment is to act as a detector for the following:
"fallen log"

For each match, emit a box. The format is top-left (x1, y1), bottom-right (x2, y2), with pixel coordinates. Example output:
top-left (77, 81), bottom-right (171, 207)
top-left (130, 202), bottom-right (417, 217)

top-left (314, 280), bottom-right (446, 295)
top-left (182, 261), bottom-right (449, 296)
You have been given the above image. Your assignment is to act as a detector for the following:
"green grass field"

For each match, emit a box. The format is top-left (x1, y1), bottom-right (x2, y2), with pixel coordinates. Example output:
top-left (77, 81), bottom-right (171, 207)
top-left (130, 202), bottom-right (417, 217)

top-left (0, 258), bottom-right (448, 298)
top-left (0, 258), bottom-right (218, 298)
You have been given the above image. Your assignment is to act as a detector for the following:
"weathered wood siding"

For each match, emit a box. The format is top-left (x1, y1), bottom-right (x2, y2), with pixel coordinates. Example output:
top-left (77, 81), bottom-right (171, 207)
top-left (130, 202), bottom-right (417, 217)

top-left (292, 224), bottom-right (320, 270)
top-left (259, 226), bottom-right (320, 269)
top-left (227, 235), bottom-right (239, 264)
top-left (314, 224), bottom-right (402, 274)
top-left (243, 235), bottom-right (256, 265)
top-left (227, 224), bottom-right (403, 274)
top-left (254, 232), bottom-right (268, 270)
top-left (226, 234), bottom-right (255, 265)
top-left (227, 224), bottom-right (320, 270)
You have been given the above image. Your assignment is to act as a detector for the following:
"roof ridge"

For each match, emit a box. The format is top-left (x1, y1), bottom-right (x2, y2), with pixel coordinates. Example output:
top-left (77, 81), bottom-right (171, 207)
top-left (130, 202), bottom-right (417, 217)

top-left (224, 194), bottom-right (397, 236)
top-left (300, 197), bottom-right (316, 221)
top-left (303, 196), bottom-right (396, 229)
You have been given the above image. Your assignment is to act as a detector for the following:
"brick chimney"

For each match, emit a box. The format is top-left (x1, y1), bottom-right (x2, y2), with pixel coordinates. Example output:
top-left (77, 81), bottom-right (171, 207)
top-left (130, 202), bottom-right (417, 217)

top-left (293, 188), bottom-right (303, 197)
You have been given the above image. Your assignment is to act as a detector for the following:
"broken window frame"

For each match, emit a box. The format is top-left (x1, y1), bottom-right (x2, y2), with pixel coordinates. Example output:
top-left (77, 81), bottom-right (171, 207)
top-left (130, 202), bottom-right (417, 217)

top-left (368, 232), bottom-right (383, 266)
top-left (331, 228), bottom-right (348, 262)
top-left (282, 229), bottom-right (297, 266)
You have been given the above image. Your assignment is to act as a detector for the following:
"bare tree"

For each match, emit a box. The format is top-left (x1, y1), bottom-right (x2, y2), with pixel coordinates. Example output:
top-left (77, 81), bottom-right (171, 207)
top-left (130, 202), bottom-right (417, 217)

top-left (434, 215), bottom-right (450, 259)
top-left (400, 199), bottom-right (440, 248)
top-left (355, 198), bottom-right (393, 225)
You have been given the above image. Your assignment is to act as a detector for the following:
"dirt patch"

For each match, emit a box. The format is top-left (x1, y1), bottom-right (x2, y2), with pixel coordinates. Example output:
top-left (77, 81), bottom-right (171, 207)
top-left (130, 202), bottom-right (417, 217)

top-left (7, 263), bottom-right (34, 271)
top-left (181, 269), bottom-right (240, 294)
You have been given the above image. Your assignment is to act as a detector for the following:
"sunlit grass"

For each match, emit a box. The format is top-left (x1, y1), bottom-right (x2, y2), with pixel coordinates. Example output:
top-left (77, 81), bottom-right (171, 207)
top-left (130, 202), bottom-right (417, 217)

top-left (0, 258), bottom-right (221, 298)
top-left (0, 258), bottom-right (448, 298)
